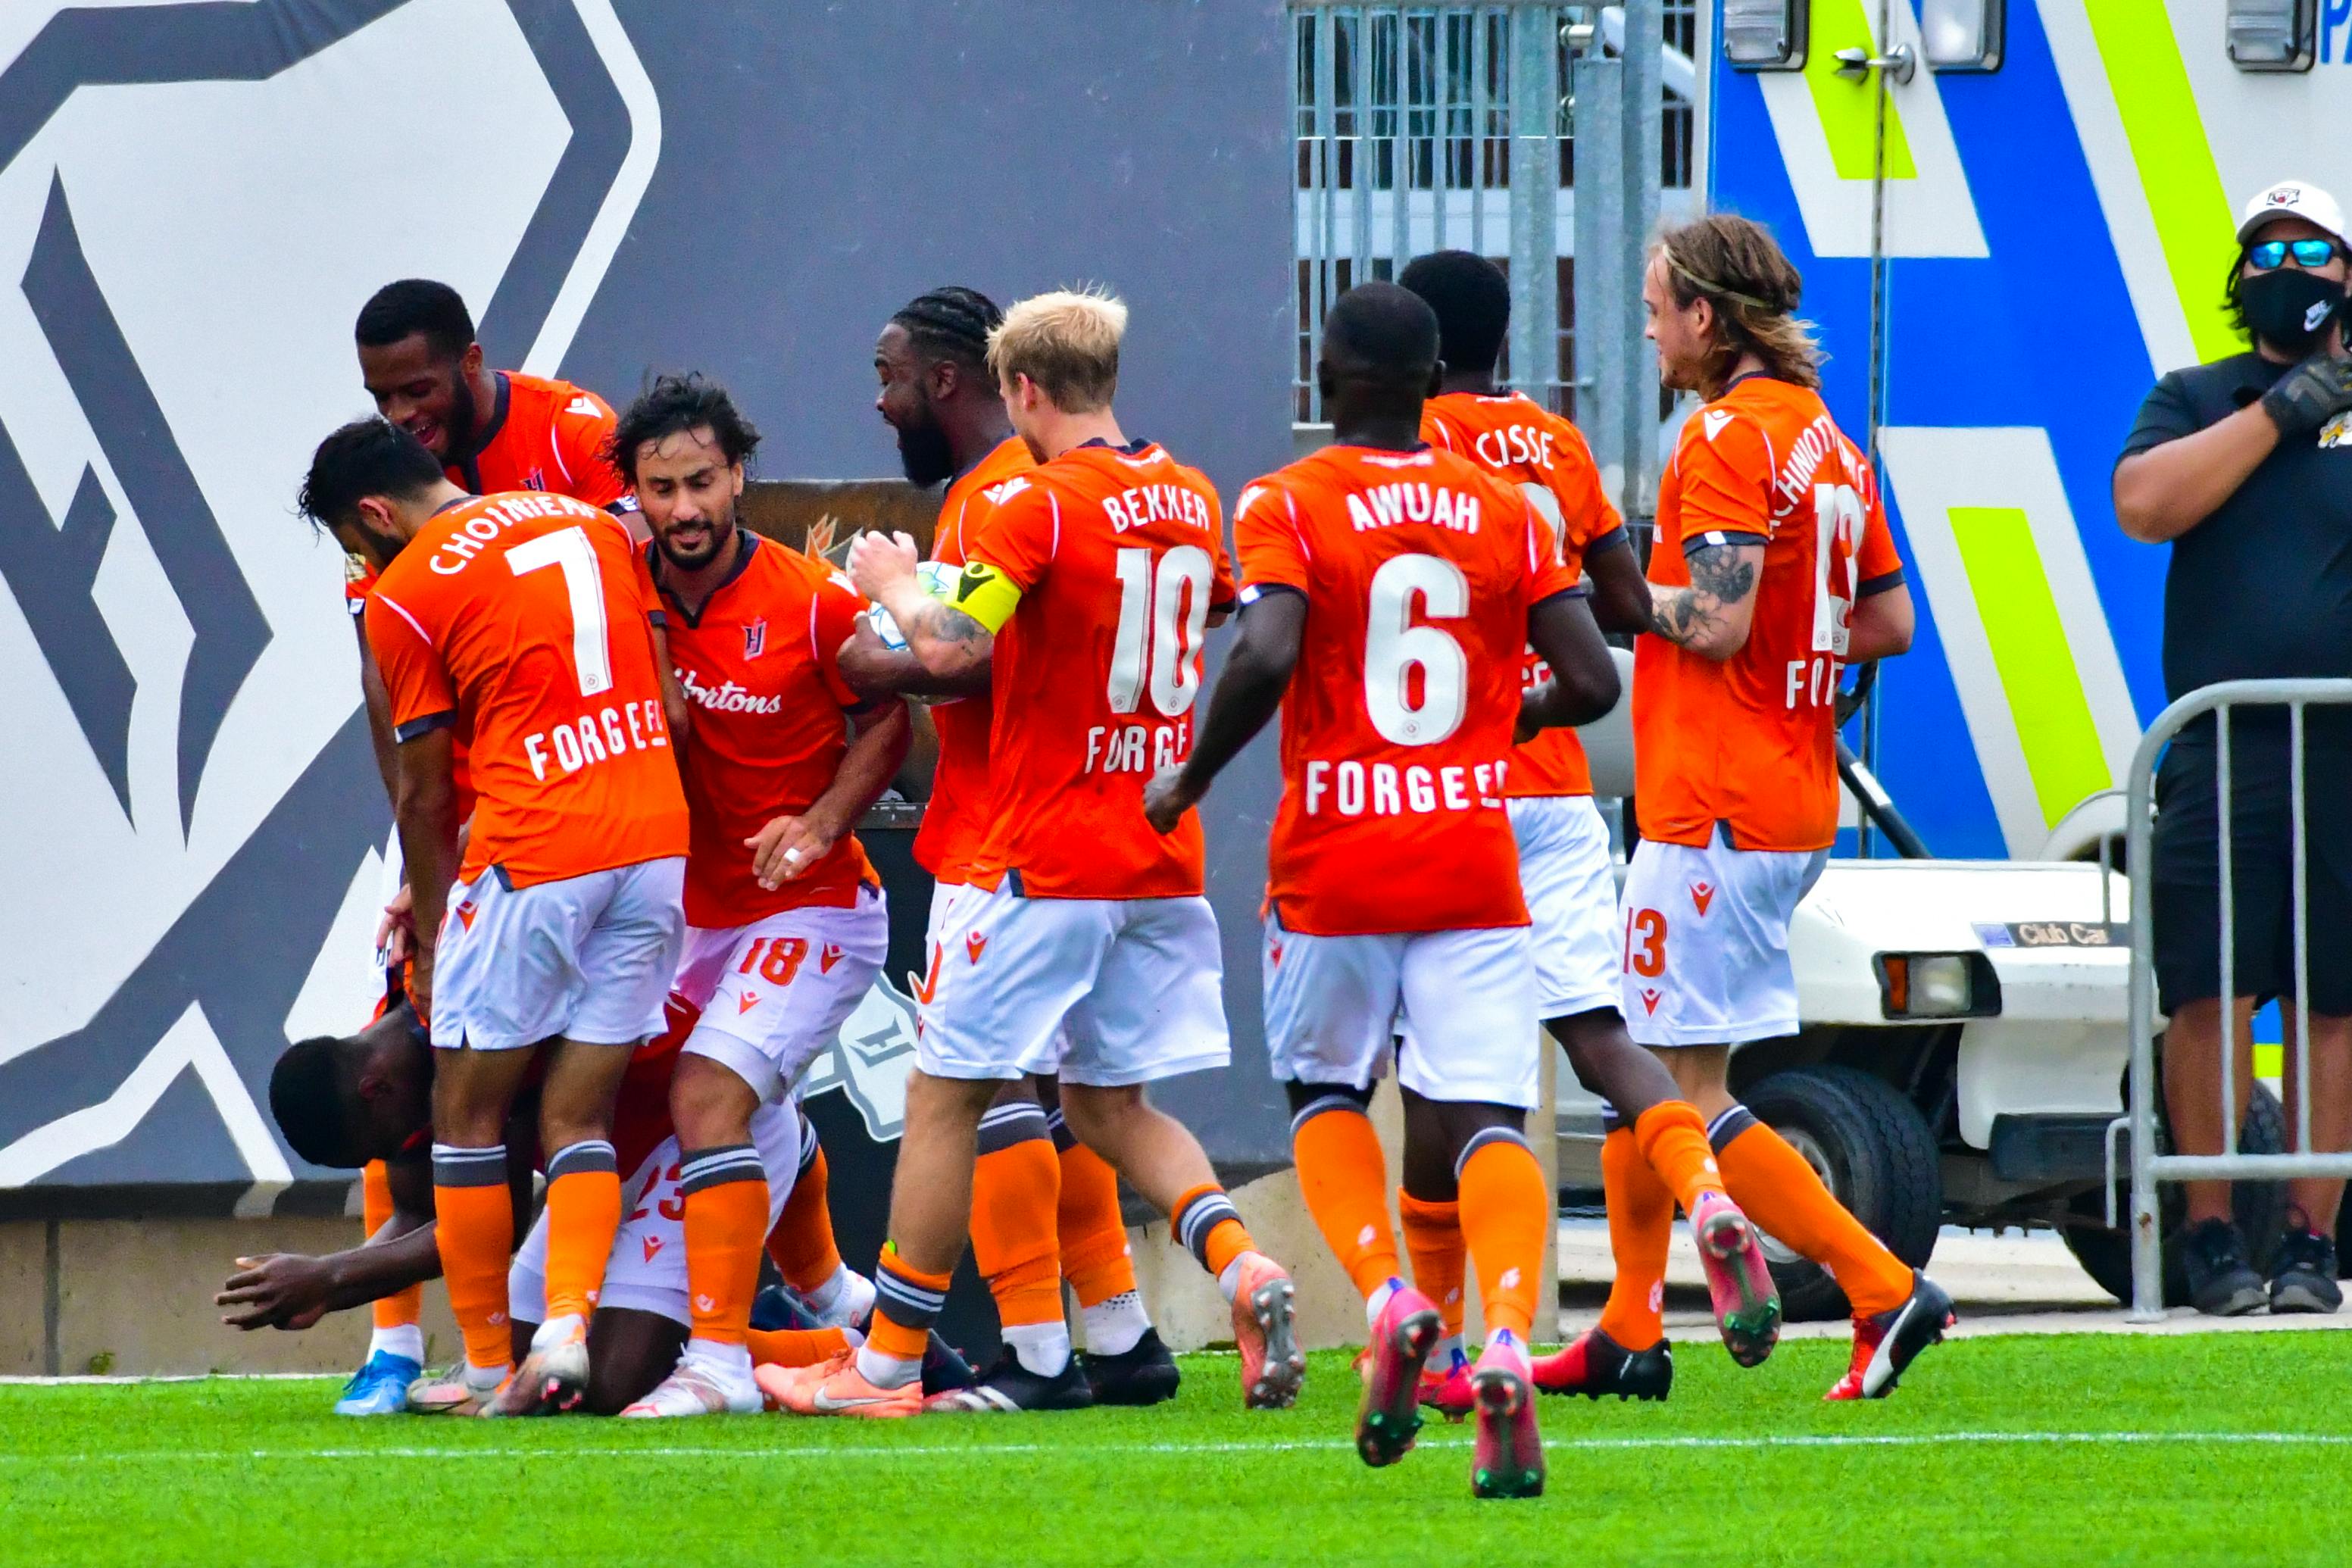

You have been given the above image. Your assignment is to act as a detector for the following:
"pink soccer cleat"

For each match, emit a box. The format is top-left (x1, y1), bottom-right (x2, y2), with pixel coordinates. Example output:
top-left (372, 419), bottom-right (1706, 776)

top-left (1229, 1251), bottom-right (1304, 1410)
top-left (1354, 1282), bottom-right (1441, 1466)
top-left (1469, 1332), bottom-right (1545, 1500)
top-left (1691, 1189), bottom-right (1781, 1367)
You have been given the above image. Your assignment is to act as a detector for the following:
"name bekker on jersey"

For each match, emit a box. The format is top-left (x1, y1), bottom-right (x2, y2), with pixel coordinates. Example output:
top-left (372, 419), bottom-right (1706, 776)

top-left (654, 533), bottom-right (879, 928)
top-left (917, 436), bottom-right (1037, 886)
top-left (963, 440), bottom-right (1235, 901)
top-left (1235, 443), bottom-right (1580, 936)
top-left (367, 490), bottom-right (689, 887)
top-left (1636, 376), bottom-right (1904, 853)
top-left (1423, 390), bottom-right (1625, 800)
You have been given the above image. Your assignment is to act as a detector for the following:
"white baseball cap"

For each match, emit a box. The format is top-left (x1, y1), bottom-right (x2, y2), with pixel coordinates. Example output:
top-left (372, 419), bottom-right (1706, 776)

top-left (2237, 180), bottom-right (2348, 248)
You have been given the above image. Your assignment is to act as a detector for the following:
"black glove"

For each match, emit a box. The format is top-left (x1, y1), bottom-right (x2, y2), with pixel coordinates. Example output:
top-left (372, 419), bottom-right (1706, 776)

top-left (2260, 349), bottom-right (2352, 439)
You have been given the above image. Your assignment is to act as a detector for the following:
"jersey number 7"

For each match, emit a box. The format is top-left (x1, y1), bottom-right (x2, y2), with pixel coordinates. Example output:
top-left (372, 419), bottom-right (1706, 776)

top-left (507, 525), bottom-right (614, 697)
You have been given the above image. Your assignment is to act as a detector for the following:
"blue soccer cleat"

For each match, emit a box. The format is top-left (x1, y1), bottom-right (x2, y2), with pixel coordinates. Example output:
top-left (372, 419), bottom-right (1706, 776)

top-left (334, 1350), bottom-right (423, 1417)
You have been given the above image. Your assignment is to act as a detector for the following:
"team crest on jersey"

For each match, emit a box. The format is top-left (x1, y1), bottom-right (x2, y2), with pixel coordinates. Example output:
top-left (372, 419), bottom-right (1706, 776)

top-left (966, 931), bottom-right (989, 964)
top-left (742, 617), bottom-right (768, 658)
top-left (2320, 411), bottom-right (2352, 450)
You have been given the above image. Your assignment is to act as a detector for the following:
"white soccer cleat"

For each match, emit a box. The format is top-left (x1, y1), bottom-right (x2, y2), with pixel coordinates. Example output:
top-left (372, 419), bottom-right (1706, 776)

top-left (620, 1352), bottom-right (763, 1417)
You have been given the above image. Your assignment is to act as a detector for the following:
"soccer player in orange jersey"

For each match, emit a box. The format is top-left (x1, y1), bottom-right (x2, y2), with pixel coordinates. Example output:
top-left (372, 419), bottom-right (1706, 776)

top-left (337, 281), bottom-right (645, 1409)
top-left (596, 373), bottom-right (912, 1417)
top-left (1145, 282), bottom-right (1614, 1498)
top-left (842, 288), bottom-right (1177, 1412)
top-left (1620, 215), bottom-right (1952, 1401)
top-left (299, 419), bottom-right (690, 1416)
top-left (1399, 251), bottom-right (1777, 1409)
top-left (769, 289), bottom-right (1301, 1420)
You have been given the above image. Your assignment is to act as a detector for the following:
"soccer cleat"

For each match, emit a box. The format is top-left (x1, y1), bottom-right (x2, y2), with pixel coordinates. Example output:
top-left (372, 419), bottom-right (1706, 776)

top-left (1229, 1251), bottom-right (1305, 1410)
top-left (1354, 1284), bottom-right (1442, 1467)
top-left (1531, 1329), bottom-right (1673, 1403)
top-left (922, 1330), bottom-right (980, 1396)
top-left (1691, 1189), bottom-right (1780, 1367)
top-left (619, 1352), bottom-right (763, 1417)
top-left (334, 1350), bottom-right (422, 1417)
top-left (2267, 1228), bottom-right (2343, 1315)
top-left (1469, 1335), bottom-right (1545, 1500)
top-left (1417, 1350), bottom-right (1475, 1423)
top-left (491, 1317), bottom-right (590, 1416)
top-left (1824, 1271), bottom-right (1955, 1401)
top-left (923, 1348), bottom-right (1095, 1413)
top-left (2179, 1218), bottom-right (2266, 1318)
top-left (756, 1350), bottom-right (921, 1418)
top-left (1080, 1328), bottom-right (1182, 1407)
top-left (404, 1363), bottom-right (506, 1417)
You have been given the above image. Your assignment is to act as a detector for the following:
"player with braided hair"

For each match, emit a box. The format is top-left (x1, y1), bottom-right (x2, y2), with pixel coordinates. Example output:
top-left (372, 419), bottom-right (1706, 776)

top-left (834, 288), bottom-right (1181, 1413)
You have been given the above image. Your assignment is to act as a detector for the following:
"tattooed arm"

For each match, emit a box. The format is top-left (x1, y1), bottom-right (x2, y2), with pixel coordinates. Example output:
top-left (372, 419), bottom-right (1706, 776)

top-left (1648, 539), bottom-right (1764, 661)
top-left (846, 529), bottom-right (1003, 682)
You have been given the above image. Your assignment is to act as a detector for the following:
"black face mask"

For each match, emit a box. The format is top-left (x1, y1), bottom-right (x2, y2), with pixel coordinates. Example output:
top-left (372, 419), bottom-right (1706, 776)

top-left (2241, 267), bottom-right (2346, 354)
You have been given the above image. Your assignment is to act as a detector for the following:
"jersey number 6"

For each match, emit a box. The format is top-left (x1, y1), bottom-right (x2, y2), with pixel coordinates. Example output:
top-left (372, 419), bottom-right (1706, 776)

top-left (1109, 545), bottom-right (1214, 717)
top-left (1366, 552), bottom-right (1469, 747)
top-left (506, 525), bottom-right (614, 698)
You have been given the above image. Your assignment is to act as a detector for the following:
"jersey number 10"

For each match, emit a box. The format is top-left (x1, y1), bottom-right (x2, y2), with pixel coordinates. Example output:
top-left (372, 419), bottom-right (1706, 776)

top-left (1109, 545), bottom-right (1213, 717)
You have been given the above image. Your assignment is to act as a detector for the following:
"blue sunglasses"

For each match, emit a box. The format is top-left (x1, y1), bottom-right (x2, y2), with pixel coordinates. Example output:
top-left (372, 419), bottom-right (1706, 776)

top-left (2248, 238), bottom-right (2342, 270)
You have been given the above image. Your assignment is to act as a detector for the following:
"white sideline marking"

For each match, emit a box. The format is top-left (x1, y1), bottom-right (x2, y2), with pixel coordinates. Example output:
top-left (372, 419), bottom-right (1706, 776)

top-left (6, 1431), bottom-right (2348, 1463)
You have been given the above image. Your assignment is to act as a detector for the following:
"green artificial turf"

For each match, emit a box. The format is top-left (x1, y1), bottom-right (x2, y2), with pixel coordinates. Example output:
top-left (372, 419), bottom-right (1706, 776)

top-left (2, 1332), bottom-right (2346, 1566)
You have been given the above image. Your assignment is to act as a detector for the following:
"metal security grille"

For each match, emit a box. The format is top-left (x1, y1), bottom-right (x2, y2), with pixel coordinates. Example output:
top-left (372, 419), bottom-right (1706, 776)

top-left (1288, 2), bottom-right (1696, 427)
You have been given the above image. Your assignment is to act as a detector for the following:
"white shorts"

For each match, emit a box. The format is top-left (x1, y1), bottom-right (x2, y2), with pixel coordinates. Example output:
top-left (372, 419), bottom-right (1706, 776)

top-left (918, 881), bottom-right (1230, 1087)
top-left (429, 857), bottom-right (686, 1051)
top-left (671, 886), bottom-right (889, 1103)
top-left (1510, 795), bottom-right (1622, 1019)
top-left (1267, 913), bottom-right (1539, 1108)
top-left (1618, 835), bottom-right (1827, 1048)
top-left (508, 1101), bottom-right (801, 1327)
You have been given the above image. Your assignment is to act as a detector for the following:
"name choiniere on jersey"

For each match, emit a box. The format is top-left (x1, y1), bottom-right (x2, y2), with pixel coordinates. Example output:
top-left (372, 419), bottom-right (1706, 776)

top-left (1766, 412), bottom-right (1856, 523)
top-left (1305, 757), bottom-right (1509, 818)
top-left (425, 492), bottom-right (604, 574)
top-left (678, 667), bottom-right (785, 716)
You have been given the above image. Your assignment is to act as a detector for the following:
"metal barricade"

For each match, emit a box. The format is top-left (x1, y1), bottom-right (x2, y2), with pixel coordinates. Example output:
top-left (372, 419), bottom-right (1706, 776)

top-left (2125, 677), bottom-right (2352, 1318)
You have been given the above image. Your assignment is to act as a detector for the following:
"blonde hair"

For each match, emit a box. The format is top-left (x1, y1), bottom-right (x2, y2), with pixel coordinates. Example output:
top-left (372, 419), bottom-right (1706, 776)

top-left (1652, 214), bottom-right (1821, 398)
top-left (988, 288), bottom-right (1127, 413)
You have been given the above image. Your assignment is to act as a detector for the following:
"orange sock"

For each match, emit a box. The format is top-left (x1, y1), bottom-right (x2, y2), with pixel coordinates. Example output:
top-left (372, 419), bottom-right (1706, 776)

top-left (1714, 1111), bottom-right (1913, 1316)
top-left (364, 1159), bottom-right (424, 1333)
top-left (1056, 1141), bottom-right (1139, 1309)
top-left (541, 1141), bottom-right (622, 1326)
top-left (429, 1145), bottom-right (514, 1371)
top-left (1173, 1182), bottom-right (1255, 1281)
top-left (1632, 1100), bottom-right (1727, 1213)
top-left (1290, 1098), bottom-right (1399, 1300)
top-left (870, 1251), bottom-right (953, 1360)
top-left (680, 1145), bottom-right (768, 1347)
top-left (1455, 1131), bottom-right (1549, 1341)
top-left (1397, 1192), bottom-right (1466, 1339)
top-left (970, 1104), bottom-right (1064, 1328)
top-left (769, 1131), bottom-right (844, 1296)
top-left (1597, 1125), bottom-right (1672, 1351)
top-left (748, 1325), bottom-right (851, 1368)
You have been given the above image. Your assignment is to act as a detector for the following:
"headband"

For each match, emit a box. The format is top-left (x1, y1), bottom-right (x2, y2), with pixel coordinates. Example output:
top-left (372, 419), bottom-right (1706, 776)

top-left (1665, 251), bottom-right (1781, 312)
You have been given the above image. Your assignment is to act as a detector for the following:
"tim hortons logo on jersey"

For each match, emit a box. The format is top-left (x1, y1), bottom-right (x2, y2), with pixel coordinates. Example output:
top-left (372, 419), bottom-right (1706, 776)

top-left (1345, 483), bottom-right (1483, 535)
top-left (1102, 481), bottom-right (1216, 536)
top-left (679, 667), bottom-right (785, 716)
top-left (742, 618), bottom-right (767, 659)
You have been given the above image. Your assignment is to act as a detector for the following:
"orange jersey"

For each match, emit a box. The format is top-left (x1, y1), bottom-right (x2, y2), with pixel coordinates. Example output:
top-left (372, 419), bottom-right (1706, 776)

top-left (1423, 392), bottom-right (1626, 798)
top-left (367, 491), bottom-right (689, 888)
top-left (654, 533), bottom-right (878, 927)
top-left (1635, 376), bottom-right (1904, 852)
top-left (1235, 444), bottom-right (1580, 935)
top-left (915, 436), bottom-right (1037, 884)
top-left (964, 440), bottom-right (1235, 900)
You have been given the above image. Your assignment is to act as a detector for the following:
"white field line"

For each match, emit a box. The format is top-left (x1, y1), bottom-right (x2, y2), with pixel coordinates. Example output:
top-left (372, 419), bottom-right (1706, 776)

top-left (4, 1431), bottom-right (2349, 1463)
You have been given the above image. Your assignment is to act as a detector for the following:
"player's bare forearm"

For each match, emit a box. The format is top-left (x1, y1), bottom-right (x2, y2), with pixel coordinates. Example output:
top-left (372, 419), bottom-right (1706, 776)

top-left (1145, 591), bottom-right (1303, 833)
top-left (1648, 541), bottom-right (1763, 661)
top-left (217, 1220), bottom-right (439, 1329)
top-left (837, 621), bottom-right (990, 699)
top-left (1523, 592), bottom-right (1621, 730)
top-left (1584, 536), bottom-right (1656, 636)
top-left (357, 625), bottom-right (400, 804)
top-left (749, 701), bottom-right (911, 888)
top-left (1844, 580), bottom-right (1916, 663)
top-left (891, 591), bottom-right (995, 682)
top-left (391, 730), bottom-right (461, 998)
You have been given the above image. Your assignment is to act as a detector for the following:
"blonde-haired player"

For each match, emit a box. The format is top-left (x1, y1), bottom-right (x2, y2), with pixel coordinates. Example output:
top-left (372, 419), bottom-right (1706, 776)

top-left (771, 289), bottom-right (1304, 1418)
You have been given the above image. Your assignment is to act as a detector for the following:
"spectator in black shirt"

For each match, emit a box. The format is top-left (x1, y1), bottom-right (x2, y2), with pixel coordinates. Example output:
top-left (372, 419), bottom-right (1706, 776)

top-left (2115, 180), bottom-right (2352, 1317)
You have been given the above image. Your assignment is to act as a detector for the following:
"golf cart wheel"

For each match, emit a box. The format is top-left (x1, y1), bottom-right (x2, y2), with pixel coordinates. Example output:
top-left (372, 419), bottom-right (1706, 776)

top-left (1742, 1066), bottom-right (1943, 1322)
top-left (2063, 1079), bottom-right (2288, 1307)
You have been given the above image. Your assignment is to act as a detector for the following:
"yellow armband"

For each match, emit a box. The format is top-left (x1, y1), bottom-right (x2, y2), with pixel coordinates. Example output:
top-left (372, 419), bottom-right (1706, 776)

top-left (948, 559), bottom-right (1024, 634)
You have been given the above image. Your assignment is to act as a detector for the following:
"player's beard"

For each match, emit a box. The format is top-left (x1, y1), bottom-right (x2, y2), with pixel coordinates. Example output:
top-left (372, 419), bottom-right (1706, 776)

top-left (655, 511), bottom-right (734, 572)
top-left (442, 371), bottom-right (481, 463)
top-left (895, 399), bottom-right (957, 487)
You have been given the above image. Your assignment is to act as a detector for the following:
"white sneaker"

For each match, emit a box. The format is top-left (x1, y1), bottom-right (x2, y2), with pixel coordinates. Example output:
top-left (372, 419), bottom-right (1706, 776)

top-left (620, 1353), bottom-right (763, 1417)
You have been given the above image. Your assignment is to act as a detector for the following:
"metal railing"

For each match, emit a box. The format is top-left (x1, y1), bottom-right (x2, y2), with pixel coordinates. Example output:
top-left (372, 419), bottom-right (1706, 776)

top-left (2125, 678), bottom-right (2352, 1319)
top-left (1287, 1), bottom-right (1695, 433)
